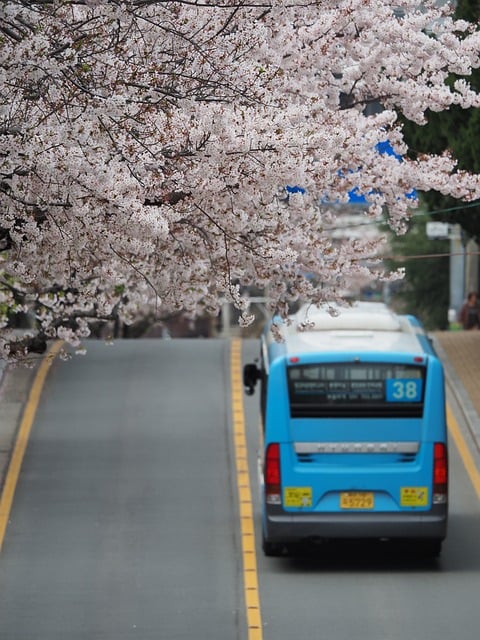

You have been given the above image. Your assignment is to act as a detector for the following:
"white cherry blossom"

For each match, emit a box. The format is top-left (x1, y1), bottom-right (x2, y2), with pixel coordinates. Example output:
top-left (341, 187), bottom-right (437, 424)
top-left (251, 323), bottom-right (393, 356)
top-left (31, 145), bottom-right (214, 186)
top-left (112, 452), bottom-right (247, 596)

top-left (1, 0), bottom-right (480, 358)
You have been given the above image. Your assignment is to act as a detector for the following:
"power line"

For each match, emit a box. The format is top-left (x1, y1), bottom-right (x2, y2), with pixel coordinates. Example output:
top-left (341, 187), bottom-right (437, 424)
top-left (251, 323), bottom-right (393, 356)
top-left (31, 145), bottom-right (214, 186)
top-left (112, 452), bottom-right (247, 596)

top-left (384, 251), bottom-right (479, 263)
top-left (427, 201), bottom-right (480, 215)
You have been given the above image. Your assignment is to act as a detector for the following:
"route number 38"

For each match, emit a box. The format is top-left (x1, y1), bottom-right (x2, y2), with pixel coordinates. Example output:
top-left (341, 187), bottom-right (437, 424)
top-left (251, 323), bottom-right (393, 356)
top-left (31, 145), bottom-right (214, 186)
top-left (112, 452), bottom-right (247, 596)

top-left (386, 379), bottom-right (422, 403)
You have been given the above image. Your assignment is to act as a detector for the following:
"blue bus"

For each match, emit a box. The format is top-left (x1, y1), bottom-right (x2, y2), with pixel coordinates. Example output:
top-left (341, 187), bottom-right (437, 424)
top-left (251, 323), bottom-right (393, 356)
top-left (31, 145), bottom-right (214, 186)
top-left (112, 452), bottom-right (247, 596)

top-left (243, 302), bottom-right (448, 557)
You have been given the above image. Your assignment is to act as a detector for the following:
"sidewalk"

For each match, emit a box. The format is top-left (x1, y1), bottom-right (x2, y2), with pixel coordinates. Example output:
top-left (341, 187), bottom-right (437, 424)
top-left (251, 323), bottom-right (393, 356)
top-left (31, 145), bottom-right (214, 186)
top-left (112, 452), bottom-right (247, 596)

top-left (431, 330), bottom-right (480, 451)
top-left (0, 361), bottom-right (39, 492)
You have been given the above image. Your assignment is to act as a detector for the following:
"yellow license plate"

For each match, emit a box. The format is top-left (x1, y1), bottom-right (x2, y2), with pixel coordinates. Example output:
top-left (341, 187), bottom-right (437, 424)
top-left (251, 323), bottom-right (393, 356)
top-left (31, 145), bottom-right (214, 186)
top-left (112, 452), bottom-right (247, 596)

top-left (284, 487), bottom-right (312, 508)
top-left (400, 487), bottom-right (428, 507)
top-left (340, 492), bottom-right (374, 509)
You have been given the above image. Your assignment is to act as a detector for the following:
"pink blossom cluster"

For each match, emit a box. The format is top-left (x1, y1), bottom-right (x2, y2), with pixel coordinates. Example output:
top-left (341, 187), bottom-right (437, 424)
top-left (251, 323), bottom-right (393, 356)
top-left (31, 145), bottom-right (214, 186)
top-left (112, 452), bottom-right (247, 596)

top-left (1, 1), bottom-right (480, 357)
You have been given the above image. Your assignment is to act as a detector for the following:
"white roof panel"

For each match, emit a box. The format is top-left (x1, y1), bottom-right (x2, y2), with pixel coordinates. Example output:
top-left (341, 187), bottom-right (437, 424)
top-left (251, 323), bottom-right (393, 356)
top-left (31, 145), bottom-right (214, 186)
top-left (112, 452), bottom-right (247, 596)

top-left (292, 301), bottom-right (401, 332)
top-left (273, 301), bottom-right (424, 357)
top-left (283, 328), bottom-right (422, 355)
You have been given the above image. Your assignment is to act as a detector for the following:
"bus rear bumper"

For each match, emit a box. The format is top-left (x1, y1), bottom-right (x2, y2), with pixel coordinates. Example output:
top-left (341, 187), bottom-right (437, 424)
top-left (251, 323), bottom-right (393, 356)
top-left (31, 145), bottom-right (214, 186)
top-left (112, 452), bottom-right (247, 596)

top-left (264, 506), bottom-right (448, 544)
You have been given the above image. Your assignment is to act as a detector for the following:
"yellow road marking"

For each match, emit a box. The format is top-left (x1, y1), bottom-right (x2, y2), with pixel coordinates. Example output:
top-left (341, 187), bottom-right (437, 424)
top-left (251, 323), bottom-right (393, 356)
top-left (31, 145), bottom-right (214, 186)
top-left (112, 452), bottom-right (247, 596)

top-left (0, 341), bottom-right (63, 551)
top-left (231, 338), bottom-right (263, 640)
top-left (447, 403), bottom-right (480, 500)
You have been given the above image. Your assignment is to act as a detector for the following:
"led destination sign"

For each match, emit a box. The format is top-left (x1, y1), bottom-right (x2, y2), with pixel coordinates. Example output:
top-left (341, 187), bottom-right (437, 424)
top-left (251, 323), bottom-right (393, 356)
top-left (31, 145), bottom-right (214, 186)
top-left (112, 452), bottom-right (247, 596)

top-left (288, 363), bottom-right (425, 416)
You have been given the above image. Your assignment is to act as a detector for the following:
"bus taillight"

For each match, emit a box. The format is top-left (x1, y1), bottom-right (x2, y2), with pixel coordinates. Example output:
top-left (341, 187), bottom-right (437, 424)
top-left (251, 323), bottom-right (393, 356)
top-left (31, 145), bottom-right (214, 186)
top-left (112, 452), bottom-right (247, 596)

top-left (265, 443), bottom-right (281, 505)
top-left (433, 442), bottom-right (448, 504)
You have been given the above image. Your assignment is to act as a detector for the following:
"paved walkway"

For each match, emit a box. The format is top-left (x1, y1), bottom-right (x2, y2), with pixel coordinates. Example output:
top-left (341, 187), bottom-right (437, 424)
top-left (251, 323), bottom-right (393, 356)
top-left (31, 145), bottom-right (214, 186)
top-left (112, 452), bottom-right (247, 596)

top-left (432, 332), bottom-right (480, 415)
top-left (0, 361), bottom-right (39, 491)
top-left (432, 330), bottom-right (480, 451)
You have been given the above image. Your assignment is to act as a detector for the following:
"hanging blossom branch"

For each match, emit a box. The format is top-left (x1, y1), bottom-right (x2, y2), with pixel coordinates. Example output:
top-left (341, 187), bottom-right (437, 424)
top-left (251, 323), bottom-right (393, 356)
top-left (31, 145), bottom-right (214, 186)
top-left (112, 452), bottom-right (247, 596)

top-left (1, 0), bottom-right (480, 358)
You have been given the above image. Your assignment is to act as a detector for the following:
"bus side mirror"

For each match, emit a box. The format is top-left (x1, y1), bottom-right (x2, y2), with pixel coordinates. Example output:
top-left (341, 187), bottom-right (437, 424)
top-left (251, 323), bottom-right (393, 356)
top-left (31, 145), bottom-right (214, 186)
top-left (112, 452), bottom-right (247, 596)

top-left (243, 363), bottom-right (261, 396)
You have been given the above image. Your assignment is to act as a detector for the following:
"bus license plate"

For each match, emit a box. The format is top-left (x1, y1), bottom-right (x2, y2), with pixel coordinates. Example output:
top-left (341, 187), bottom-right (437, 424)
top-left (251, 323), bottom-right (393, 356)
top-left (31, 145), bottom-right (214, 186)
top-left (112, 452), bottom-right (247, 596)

top-left (340, 492), bottom-right (374, 509)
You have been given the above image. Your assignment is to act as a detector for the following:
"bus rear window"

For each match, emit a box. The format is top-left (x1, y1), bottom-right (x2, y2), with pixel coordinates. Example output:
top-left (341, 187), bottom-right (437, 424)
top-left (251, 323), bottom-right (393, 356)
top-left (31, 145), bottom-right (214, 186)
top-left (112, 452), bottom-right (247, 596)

top-left (287, 362), bottom-right (425, 418)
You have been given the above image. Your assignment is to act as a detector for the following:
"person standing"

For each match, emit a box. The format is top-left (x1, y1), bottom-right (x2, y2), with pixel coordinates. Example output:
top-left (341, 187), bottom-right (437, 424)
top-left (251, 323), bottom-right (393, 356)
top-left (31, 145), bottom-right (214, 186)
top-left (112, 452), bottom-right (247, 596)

top-left (458, 291), bottom-right (480, 330)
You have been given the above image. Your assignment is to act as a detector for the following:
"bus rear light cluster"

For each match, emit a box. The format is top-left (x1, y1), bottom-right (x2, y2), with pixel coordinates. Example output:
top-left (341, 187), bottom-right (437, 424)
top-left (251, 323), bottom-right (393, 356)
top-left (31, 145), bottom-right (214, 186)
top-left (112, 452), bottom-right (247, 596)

top-left (433, 442), bottom-right (448, 504)
top-left (265, 443), bottom-right (282, 505)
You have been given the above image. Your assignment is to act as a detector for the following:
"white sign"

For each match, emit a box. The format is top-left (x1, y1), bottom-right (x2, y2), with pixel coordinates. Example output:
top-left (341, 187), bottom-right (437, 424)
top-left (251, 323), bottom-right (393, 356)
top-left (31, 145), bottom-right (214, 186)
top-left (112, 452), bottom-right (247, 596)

top-left (426, 222), bottom-right (450, 239)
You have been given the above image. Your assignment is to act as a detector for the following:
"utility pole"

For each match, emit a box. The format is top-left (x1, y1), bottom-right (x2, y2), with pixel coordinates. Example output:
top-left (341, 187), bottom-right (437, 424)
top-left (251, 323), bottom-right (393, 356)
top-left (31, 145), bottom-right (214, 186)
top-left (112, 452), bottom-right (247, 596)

top-left (427, 221), bottom-right (464, 327)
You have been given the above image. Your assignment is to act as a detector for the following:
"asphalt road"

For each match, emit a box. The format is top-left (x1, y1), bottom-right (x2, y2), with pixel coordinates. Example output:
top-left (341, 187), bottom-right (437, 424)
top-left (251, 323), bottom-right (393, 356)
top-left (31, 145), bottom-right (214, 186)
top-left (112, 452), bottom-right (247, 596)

top-left (0, 338), bottom-right (480, 640)
top-left (0, 340), bottom-right (243, 640)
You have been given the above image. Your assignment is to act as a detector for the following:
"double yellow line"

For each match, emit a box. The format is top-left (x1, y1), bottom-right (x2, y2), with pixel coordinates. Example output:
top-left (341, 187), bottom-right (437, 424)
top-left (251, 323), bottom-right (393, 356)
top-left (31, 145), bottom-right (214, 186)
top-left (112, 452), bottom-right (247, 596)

top-left (230, 338), bottom-right (263, 640)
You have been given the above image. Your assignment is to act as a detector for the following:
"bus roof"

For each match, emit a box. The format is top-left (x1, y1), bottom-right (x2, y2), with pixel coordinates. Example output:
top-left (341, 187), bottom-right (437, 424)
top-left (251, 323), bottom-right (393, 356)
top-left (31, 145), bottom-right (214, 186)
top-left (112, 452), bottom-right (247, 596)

top-left (263, 301), bottom-right (433, 363)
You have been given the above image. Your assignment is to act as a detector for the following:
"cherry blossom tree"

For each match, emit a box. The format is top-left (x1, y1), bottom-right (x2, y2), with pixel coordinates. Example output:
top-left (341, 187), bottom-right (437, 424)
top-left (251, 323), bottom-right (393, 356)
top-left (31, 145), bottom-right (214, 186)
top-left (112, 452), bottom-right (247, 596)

top-left (2, 0), bottom-right (480, 358)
